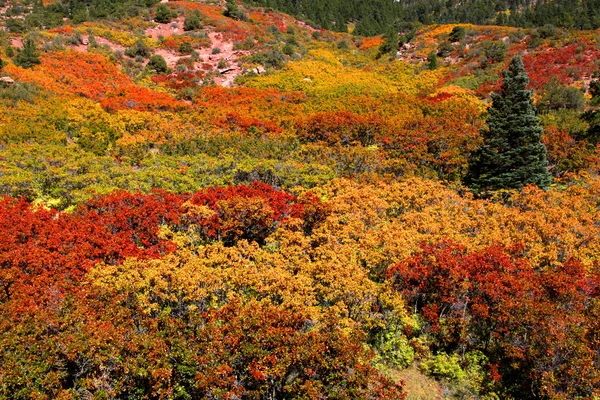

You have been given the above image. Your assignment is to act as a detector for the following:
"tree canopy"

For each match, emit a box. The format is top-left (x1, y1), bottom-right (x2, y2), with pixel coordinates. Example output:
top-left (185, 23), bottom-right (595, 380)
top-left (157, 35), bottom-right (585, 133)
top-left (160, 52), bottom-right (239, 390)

top-left (465, 55), bottom-right (552, 194)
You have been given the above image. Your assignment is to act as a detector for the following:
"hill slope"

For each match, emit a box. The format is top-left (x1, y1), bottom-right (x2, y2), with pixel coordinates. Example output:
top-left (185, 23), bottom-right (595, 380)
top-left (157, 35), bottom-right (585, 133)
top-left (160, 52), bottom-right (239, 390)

top-left (1, 1), bottom-right (600, 398)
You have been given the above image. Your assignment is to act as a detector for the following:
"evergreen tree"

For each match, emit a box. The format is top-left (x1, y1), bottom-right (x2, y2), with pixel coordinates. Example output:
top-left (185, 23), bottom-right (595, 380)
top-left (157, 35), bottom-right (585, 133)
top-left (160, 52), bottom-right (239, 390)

top-left (13, 39), bottom-right (41, 69)
top-left (465, 55), bottom-right (552, 194)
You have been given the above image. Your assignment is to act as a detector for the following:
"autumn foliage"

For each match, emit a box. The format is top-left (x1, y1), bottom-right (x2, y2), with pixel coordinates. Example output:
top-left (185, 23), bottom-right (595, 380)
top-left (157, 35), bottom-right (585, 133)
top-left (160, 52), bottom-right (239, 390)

top-left (388, 240), bottom-right (600, 398)
top-left (2, 2), bottom-right (600, 397)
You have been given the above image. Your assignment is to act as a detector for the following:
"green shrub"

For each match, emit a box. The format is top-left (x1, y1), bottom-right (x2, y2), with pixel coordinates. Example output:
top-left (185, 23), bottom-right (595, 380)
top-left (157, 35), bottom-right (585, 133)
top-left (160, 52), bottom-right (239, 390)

top-left (481, 40), bottom-right (508, 66)
top-left (537, 24), bottom-right (564, 39)
top-left (420, 353), bottom-right (466, 382)
top-left (183, 13), bottom-right (202, 31)
top-left (374, 326), bottom-right (415, 369)
top-left (427, 51), bottom-right (438, 70)
top-left (437, 40), bottom-right (453, 57)
top-left (0, 82), bottom-right (39, 105)
top-left (538, 81), bottom-right (586, 113)
top-left (282, 43), bottom-right (294, 56)
top-left (146, 54), bottom-right (168, 73)
top-left (154, 4), bottom-right (175, 23)
top-left (223, 0), bottom-right (247, 21)
top-left (178, 42), bottom-right (194, 55)
top-left (449, 26), bottom-right (466, 43)
top-left (125, 39), bottom-right (151, 58)
top-left (6, 19), bottom-right (25, 34)
top-left (250, 50), bottom-right (285, 69)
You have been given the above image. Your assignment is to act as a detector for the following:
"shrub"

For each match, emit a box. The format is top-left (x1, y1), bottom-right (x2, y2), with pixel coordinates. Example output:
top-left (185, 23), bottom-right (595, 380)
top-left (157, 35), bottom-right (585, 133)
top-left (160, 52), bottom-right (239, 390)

top-left (223, 0), bottom-right (247, 21)
top-left (178, 42), bottom-right (193, 55)
top-left (448, 26), bottom-right (466, 43)
top-left (125, 39), bottom-right (151, 58)
top-left (183, 13), bottom-right (202, 31)
top-left (374, 323), bottom-right (415, 368)
top-left (538, 80), bottom-right (586, 112)
top-left (6, 18), bottom-right (25, 33)
top-left (266, 24), bottom-right (280, 36)
top-left (250, 50), bottom-right (285, 69)
top-left (537, 24), bottom-right (563, 39)
top-left (336, 40), bottom-right (350, 50)
top-left (481, 40), bottom-right (507, 66)
top-left (146, 54), bottom-right (168, 74)
top-left (282, 43), bottom-right (294, 56)
top-left (154, 4), bottom-right (174, 23)
top-left (420, 353), bottom-right (466, 382)
top-left (437, 40), bottom-right (453, 57)
top-left (0, 82), bottom-right (39, 105)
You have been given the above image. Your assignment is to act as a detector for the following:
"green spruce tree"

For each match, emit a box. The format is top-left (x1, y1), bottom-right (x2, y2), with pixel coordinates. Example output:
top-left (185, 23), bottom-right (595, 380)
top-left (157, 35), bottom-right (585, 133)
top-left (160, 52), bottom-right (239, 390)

top-left (465, 55), bottom-right (552, 194)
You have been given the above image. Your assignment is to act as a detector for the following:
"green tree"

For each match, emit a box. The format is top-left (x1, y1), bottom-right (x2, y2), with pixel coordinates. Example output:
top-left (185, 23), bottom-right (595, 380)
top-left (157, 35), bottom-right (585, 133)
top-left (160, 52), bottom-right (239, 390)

top-left (14, 39), bottom-right (41, 69)
top-left (465, 55), bottom-right (552, 194)
top-left (426, 51), bottom-right (438, 70)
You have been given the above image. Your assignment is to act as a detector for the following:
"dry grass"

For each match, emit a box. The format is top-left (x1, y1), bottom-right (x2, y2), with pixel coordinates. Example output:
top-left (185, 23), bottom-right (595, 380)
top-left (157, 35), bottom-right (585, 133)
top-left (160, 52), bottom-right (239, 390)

top-left (392, 366), bottom-right (445, 400)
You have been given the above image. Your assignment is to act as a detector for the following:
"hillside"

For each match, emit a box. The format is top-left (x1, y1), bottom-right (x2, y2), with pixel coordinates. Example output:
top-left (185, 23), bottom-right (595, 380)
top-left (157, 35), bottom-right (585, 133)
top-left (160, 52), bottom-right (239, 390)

top-left (1, 0), bottom-right (600, 398)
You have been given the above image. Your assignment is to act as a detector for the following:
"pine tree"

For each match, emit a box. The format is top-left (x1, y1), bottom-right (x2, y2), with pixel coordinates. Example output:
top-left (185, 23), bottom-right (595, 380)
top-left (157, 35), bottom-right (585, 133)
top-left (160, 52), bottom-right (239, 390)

top-left (465, 55), bottom-right (552, 195)
top-left (14, 39), bottom-right (41, 69)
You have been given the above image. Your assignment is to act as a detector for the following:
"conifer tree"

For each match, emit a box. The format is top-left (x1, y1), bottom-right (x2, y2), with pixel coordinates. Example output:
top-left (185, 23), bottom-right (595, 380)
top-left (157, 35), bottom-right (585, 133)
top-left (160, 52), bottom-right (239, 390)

top-left (13, 39), bottom-right (41, 69)
top-left (465, 55), bottom-right (552, 194)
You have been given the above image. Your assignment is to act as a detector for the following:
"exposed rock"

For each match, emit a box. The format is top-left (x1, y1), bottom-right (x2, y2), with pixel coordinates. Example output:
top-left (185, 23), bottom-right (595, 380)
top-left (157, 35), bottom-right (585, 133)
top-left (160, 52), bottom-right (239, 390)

top-left (0, 76), bottom-right (15, 85)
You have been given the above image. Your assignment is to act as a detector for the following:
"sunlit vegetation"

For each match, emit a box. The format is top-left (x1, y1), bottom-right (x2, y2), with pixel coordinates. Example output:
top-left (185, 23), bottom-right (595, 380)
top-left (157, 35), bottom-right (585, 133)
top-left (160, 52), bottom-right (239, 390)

top-left (1, 0), bottom-right (600, 398)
